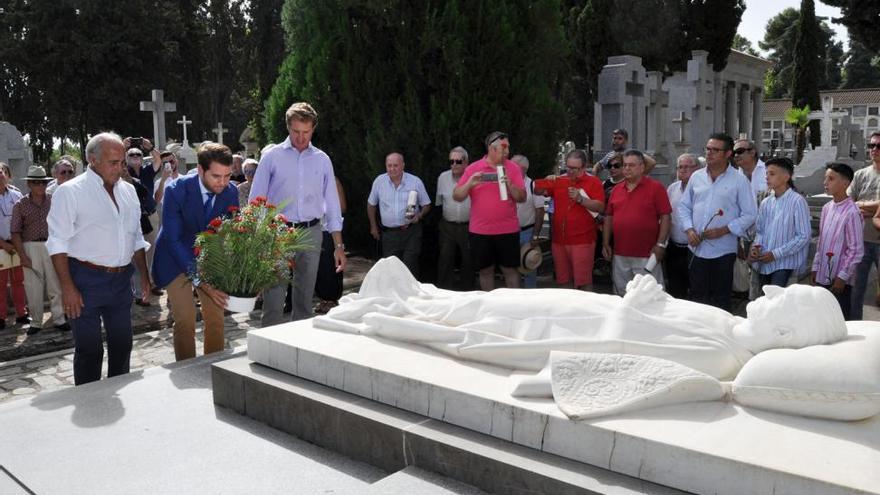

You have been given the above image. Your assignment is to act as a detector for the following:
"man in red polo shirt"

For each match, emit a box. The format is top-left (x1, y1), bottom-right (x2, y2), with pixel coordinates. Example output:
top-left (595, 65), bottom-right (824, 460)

top-left (603, 149), bottom-right (671, 295)
top-left (453, 131), bottom-right (526, 290)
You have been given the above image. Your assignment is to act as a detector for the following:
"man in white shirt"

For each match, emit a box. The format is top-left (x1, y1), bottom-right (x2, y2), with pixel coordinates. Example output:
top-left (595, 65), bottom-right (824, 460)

top-left (511, 154), bottom-right (546, 288)
top-left (733, 139), bottom-right (767, 196)
top-left (47, 132), bottom-right (152, 386)
top-left (435, 146), bottom-right (473, 290)
top-left (664, 153), bottom-right (701, 299)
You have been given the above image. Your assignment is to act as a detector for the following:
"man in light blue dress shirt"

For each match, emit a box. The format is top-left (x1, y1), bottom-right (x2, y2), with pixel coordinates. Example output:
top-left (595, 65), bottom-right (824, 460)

top-left (249, 102), bottom-right (346, 326)
top-left (676, 133), bottom-right (757, 311)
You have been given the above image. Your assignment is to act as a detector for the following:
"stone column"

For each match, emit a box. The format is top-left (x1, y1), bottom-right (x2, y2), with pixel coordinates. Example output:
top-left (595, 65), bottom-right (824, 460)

top-left (739, 84), bottom-right (751, 139)
top-left (725, 82), bottom-right (737, 136)
top-left (752, 88), bottom-right (763, 150)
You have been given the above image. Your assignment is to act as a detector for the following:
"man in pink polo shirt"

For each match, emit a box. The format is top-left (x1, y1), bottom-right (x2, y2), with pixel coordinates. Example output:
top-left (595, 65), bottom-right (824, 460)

top-left (453, 131), bottom-right (526, 290)
top-left (603, 149), bottom-right (672, 295)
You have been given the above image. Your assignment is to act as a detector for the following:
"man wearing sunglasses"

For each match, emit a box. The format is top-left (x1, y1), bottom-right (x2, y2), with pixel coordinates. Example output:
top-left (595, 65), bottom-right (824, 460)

top-left (46, 158), bottom-right (77, 195)
top-left (435, 146), bottom-right (473, 290)
top-left (732, 139), bottom-right (767, 196)
top-left (849, 131), bottom-right (880, 319)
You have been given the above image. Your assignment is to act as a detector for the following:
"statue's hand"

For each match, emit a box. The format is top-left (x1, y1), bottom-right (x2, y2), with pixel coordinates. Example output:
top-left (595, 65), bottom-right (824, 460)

top-left (623, 274), bottom-right (671, 306)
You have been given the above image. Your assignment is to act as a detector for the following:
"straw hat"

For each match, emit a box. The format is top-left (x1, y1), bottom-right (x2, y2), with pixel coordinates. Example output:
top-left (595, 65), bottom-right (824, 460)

top-left (519, 244), bottom-right (543, 275)
top-left (25, 165), bottom-right (52, 181)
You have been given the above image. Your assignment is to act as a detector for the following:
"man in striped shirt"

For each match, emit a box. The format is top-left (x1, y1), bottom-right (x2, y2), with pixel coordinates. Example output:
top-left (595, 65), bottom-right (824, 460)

top-left (813, 162), bottom-right (864, 320)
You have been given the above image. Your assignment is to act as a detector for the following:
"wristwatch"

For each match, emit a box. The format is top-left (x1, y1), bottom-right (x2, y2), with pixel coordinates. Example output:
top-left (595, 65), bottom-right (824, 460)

top-left (335, 243), bottom-right (346, 250)
top-left (656, 240), bottom-right (668, 248)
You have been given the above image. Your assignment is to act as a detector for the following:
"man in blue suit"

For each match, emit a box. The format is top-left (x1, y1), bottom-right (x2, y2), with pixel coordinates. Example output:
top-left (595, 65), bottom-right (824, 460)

top-left (152, 142), bottom-right (238, 361)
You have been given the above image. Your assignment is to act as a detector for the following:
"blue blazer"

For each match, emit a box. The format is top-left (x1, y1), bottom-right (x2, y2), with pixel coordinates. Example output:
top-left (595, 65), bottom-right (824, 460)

top-left (151, 174), bottom-right (239, 289)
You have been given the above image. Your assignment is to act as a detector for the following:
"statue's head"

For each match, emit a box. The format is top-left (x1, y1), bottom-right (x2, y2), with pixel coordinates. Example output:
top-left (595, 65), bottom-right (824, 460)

top-left (734, 284), bottom-right (847, 353)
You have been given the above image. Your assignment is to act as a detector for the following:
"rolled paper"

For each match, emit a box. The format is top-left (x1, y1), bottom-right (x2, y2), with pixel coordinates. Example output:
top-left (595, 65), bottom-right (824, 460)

top-left (497, 165), bottom-right (508, 201)
top-left (407, 190), bottom-right (418, 207)
top-left (579, 189), bottom-right (599, 218)
top-left (645, 253), bottom-right (658, 272)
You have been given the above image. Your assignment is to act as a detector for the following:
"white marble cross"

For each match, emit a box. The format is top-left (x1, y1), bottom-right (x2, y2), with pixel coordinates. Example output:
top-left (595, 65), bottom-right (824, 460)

top-left (139, 90), bottom-right (176, 150)
top-left (672, 111), bottom-right (691, 143)
top-left (213, 122), bottom-right (228, 144)
top-left (177, 115), bottom-right (193, 145)
top-left (808, 96), bottom-right (847, 148)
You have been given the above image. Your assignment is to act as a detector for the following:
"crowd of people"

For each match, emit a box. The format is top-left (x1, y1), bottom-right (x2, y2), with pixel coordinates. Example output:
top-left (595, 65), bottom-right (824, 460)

top-left (2, 100), bottom-right (878, 387)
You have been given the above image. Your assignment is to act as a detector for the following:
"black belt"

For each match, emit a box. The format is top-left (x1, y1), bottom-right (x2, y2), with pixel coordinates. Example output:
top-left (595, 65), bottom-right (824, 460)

top-left (26, 238), bottom-right (48, 242)
top-left (672, 242), bottom-right (689, 248)
top-left (286, 218), bottom-right (320, 229)
top-left (71, 258), bottom-right (130, 273)
top-left (382, 225), bottom-right (406, 231)
top-left (444, 219), bottom-right (468, 225)
top-left (520, 224), bottom-right (534, 232)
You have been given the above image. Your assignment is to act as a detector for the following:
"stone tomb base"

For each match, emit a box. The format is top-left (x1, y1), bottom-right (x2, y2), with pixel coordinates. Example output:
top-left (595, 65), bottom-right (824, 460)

top-left (217, 321), bottom-right (880, 495)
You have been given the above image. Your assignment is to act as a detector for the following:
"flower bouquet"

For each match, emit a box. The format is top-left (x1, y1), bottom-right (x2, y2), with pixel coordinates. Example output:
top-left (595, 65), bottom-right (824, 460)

top-left (192, 196), bottom-right (310, 312)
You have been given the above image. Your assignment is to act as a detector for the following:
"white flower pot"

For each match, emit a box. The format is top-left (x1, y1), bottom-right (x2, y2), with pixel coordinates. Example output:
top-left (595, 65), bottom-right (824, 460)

top-left (226, 295), bottom-right (257, 313)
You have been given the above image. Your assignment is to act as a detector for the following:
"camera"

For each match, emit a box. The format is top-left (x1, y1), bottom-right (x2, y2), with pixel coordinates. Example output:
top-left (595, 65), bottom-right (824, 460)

top-left (129, 137), bottom-right (143, 150)
top-left (480, 172), bottom-right (498, 182)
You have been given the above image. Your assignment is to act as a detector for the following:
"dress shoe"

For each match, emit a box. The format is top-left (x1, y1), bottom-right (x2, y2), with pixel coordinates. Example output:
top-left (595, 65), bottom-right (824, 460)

top-left (134, 299), bottom-right (151, 307)
top-left (26, 326), bottom-right (41, 336)
top-left (0, 320), bottom-right (5, 330)
top-left (15, 315), bottom-right (30, 325)
top-left (151, 287), bottom-right (164, 296)
top-left (55, 322), bottom-right (71, 332)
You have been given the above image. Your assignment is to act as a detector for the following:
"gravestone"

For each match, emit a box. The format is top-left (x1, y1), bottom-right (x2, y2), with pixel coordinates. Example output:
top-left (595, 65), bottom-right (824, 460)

top-left (139, 89), bottom-right (176, 150)
top-left (795, 146), bottom-right (839, 195)
top-left (593, 55), bottom-right (647, 151)
top-left (0, 122), bottom-right (34, 186)
top-left (167, 141), bottom-right (197, 170)
top-left (239, 127), bottom-right (260, 158)
top-left (836, 116), bottom-right (865, 161)
top-left (213, 122), bottom-right (228, 145)
top-left (808, 96), bottom-right (847, 149)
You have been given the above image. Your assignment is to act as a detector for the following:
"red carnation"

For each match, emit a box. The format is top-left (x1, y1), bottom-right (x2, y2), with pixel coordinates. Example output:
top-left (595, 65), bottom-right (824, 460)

top-left (252, 196), bottom-right (267, 205)
top-left (228, 205), bottom-right (239, 213)
top-left (275, 213), bottom-right (288, 223)
top-left (717, 209), bottom-right (724, 216)
top-left (826, 251), bottom-right (834, 258)
top-left (193, 246), bottom-right (201, 256)
top-left (209, 217), bottom-right (223, 228)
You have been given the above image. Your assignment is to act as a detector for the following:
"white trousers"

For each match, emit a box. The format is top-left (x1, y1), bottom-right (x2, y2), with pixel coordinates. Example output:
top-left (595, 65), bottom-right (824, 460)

top-left (22, 241), bottom-right (64, 328)
top-left (612, 255), bottom-right (664, 296)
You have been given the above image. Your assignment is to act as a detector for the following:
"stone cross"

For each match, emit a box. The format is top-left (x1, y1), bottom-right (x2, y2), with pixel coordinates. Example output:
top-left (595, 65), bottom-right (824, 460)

top-left (177, 115), bottom-right (193, 146)
top-left (213, 122), bottom-right (228, 144)
top-left (807, 96), bottom-right (847, 148)
top-left (625, 72), bottom-right (645, 145)
top-left (139, 90), bottom-right (176, 150)
top-left (672, 111), bottom-right (691, 144)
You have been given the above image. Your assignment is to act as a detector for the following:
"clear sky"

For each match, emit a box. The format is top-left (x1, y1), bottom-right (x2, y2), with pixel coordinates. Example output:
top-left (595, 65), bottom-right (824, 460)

top-left (738, 0), bottom-right (849, 55)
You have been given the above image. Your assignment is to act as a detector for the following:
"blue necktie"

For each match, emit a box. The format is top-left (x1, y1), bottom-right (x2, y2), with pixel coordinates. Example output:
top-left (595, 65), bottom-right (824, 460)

top-left (203, 192), bottom-right (215, 220)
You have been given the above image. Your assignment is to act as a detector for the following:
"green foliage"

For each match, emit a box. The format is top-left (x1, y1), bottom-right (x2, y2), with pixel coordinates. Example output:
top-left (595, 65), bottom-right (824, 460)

top-left (784, 105), bottom-right (811, 164)
top-left (759, 6), bottom-right (844, 99)
top-left (266, 0), bottom-right (568, 249)
top-left (194, 198), bottom-right (311, 297)
top-left (822, 0), bottom-right (880, 54)
top-left (841, 40), bottom-right (880, 89)
top-left (791, 0), bottom-right (822, 148)
top-left (731, 34), bottom-right (759, 57)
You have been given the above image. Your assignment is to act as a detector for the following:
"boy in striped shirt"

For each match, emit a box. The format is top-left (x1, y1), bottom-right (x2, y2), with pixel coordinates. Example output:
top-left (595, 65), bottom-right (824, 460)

top-left (812, 163), bottom-right (864, 320)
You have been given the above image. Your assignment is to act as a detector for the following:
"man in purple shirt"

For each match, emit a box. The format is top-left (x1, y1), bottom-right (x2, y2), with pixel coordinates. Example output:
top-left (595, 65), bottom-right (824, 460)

top-left (249, 102), bottom-right (346, 325)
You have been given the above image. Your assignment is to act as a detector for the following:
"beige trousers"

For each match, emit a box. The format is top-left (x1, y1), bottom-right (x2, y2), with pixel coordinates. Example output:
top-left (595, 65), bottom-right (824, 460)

top-left (22, 241), bottom-right (64, 328)
top-left (165, 273), bottom-right (226, 361)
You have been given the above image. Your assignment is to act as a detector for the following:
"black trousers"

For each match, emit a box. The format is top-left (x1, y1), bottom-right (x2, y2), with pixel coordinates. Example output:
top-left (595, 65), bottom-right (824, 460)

top-left (689, 253), bottom-right (736, 311)
top-left (820, 283), bottom-right (853, 321)
top-left (663, 243), bottom-right (690, 300)
top-left (314, 231), bottom-right (343, 302)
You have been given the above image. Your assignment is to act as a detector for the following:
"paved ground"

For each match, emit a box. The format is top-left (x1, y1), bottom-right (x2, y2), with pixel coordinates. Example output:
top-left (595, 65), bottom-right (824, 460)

top-left (1, 254), bottom-right (878, 405)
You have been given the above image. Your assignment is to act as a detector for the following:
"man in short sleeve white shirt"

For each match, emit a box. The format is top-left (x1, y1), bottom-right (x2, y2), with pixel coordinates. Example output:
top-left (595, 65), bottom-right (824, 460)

top-left (48, 132), bottom-right (151, 386)
top-left (435, 146), bottom-right (473, 290)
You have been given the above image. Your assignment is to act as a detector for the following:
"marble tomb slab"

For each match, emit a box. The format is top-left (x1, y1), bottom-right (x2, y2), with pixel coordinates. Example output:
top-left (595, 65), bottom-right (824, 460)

top-left (247, 322), bottom-right (880, 495)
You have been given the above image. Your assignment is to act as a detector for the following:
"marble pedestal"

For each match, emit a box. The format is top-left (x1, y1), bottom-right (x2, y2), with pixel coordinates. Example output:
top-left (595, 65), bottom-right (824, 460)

top-left (240, 322), bottom-right (880, 495)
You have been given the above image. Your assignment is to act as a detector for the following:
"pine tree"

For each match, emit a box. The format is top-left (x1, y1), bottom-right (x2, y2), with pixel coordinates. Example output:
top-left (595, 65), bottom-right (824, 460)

top-left (822, 0), bottom-right (880, 54)
top-left (791, 0), bottom-right (822, 148)
top-left (842, 40), bottom-right (880, 89)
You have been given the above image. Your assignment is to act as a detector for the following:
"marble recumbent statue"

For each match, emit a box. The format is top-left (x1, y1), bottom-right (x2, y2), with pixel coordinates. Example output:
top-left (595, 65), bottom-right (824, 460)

top-left (314, 257), bottom-right (880, 421)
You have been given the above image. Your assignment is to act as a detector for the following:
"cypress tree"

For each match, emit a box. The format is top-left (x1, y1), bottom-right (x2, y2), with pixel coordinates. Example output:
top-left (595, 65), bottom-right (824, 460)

top-left (791, 0), bottom-right (822, 148)
top-left (265, 0), bottom-right (567, 250)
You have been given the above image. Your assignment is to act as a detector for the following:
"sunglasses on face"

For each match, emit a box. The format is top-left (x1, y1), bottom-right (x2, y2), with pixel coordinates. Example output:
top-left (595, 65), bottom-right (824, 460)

top-left (868, 143), bottom-right (880, 150)
top-left (59, 170), bottom-right (74, 176)
top-left (448, 159), bottom-right (464, 165)
top-left (609, 162), bottom-right (622, 169)
top-left (733, 147), bottom-right (752, 155)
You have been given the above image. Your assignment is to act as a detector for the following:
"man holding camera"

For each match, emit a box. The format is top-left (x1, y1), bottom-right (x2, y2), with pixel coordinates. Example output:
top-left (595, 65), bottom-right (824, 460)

top-left (367, 152), bottom-right (431, 277)
top-left (453, 132), bottom-right (526, 290)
